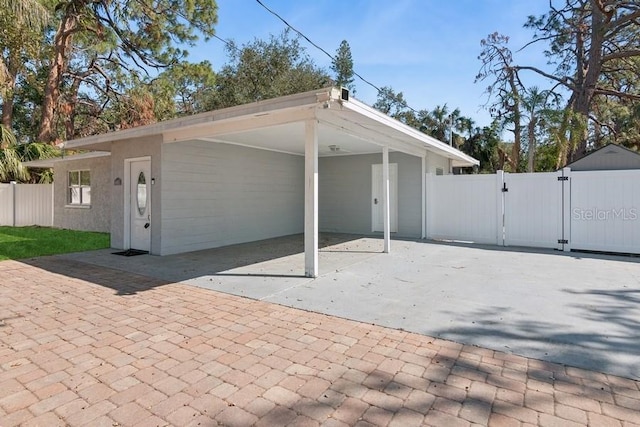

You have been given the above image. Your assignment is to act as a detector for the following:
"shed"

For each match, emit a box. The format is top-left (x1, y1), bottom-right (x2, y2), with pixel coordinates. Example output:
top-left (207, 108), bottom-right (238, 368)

top-left (566, 143), bottom-right (640, 171)
top-left (28, 87), bottom-right (478, 277)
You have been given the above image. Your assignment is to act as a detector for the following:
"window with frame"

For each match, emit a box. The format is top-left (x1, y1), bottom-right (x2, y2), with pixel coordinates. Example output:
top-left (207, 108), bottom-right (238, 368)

top-left (68, 170), bottom-right (91, 205)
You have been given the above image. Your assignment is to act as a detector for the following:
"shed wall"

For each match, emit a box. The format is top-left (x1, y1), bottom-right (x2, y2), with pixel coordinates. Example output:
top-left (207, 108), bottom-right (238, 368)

top-left (53, 156), bottom-right (111, 232)
top-left (160, 141), bottom-right (304, 255)
top-left (319, 152), bottom-right (423, 237)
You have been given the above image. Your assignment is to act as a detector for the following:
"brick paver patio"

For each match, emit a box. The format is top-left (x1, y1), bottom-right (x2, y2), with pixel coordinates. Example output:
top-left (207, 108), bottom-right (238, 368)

top-left (1, 258), bottom-right (639, 426)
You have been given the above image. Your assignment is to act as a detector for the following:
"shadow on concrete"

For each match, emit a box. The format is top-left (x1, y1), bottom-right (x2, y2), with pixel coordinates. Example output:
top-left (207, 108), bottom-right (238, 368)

top-left (23, 233), bottom-right (370, 295)
top-left (432, 297), bottom-right (640, 380)
top-left (420, 239), bottom-right (640, 265)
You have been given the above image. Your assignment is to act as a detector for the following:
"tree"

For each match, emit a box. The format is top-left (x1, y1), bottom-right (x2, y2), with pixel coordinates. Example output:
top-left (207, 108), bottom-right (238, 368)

top-left (210, 30), bottom-right (331, 109)
top-left (331, 40), bottom-right (355, 94)
top-left (0, 0), bottom-right (49, 129)
top-left (0, 125), bottom-right (58, 182)
top-left (37, 0), bottom-right (218, 143)
top-left (520, 0), bottom-right (640, 161)
top-left (521, 87), bottom-right (561, 172)
top-left (476, 33), bottom-right (524, 172)
top-left (154, 61), bottom-right (217, 117)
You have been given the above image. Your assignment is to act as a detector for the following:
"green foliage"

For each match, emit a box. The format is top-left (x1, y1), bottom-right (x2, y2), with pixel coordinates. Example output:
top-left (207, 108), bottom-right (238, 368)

top-left (331, 40), bottom-right (355, 94)
top-left (373, 87), bottom-right (507, 173)
top-left (0, 125), bottom-right (59, 182)
top-left (210, 30), bottom-right (331, 109)
top-left (153, 61), bottom-right (217, 117)
top-left (0, 226), bottom-right (109, 260)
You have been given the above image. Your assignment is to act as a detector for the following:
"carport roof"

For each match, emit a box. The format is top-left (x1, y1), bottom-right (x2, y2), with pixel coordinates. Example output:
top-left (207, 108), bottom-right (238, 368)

top-left (63, 87), bottom-right (478, 167)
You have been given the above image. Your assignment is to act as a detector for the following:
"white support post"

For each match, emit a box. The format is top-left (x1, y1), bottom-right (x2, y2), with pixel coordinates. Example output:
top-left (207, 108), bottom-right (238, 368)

top-left (304, 120), bottom-right (319, 277)
top-left (561, 167), bottom-right (572, 252)
top-left (421, 154), bottom-right (427, 239)
top-left (382, 147), bottom-right (391, 253)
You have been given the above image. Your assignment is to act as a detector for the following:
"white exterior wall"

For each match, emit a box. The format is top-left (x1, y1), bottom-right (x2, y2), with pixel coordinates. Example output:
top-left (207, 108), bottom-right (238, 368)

top-left (160, 141), bottom-right (304, 255)
top-left (319, 152), bottom-right (423, 238)
top-left (426, 153), bottom-right (450, 175)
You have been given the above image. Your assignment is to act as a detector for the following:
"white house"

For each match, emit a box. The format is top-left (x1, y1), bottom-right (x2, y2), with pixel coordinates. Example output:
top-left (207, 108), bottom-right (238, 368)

top-left (28, 87), bottom-right (478, 277)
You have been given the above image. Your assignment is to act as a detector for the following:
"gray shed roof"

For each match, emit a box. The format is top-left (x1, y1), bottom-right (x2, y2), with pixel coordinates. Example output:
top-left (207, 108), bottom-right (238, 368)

top-left (566, 144), bottom-right (640, 171)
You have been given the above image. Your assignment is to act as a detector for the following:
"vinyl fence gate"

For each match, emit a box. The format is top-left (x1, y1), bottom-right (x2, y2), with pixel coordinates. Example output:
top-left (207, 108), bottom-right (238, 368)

top-left (0, 183), bottom-right (54, 227)
top-left (426, 168), bottom-right (640, 255)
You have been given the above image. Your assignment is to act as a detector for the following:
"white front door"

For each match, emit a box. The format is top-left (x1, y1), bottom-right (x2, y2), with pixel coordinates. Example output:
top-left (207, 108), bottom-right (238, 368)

top-left (129, 159), bottom-right (151, 251)
top-left (372, 163), bottom-right (398, 232)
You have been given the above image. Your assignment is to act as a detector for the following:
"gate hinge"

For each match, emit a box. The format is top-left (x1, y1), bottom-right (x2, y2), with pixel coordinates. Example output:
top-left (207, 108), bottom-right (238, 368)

top-left (501, 183), bottom-right (509, 192)
top-left (558, 239), bottom-right (568, 244)
top-left (557, 176), bottom-right (569, 181)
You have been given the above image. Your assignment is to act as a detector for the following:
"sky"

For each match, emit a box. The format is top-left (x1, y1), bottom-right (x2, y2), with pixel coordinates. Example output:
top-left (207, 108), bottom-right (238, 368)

top-left (188, 0), bottom-right (554, 129)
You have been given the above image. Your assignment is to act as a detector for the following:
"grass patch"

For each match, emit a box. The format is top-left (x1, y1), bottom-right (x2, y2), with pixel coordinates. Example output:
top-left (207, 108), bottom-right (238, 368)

top-left (0, 226), bottom-right (110, 261)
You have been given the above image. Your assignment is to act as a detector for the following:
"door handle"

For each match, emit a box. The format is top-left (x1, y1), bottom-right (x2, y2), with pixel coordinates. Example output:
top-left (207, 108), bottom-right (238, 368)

top-left (374, 198), bottom-right (378, 204)
top-left (144, 223), bottom-right (150, 229)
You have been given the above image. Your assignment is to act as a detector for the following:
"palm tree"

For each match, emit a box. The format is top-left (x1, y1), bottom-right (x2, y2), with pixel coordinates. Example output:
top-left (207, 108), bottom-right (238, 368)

top-left (0, 125), bottom-right (28, 182)
top-left (0, 125), bottom-right (58, 183)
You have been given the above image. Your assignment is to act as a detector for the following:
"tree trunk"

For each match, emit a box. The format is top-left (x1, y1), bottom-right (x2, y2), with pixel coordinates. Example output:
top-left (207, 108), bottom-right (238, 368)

top-left (527, 116), bottom-right (537, 172)
top-left (569, 0), bottom-right (606, 161)
top-left (1, 92), bottom-right (13, 129)
top-left (508, 71), bottom-right (522, 172)
top-left (1, 54), bottom-right (19, 129)
top-left (38, 9), bottom-right (79, 144)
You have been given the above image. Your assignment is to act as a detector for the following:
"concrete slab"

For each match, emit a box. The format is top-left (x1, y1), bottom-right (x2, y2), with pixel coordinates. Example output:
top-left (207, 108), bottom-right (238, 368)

top-left (62, 234), bottom-right (640, 380)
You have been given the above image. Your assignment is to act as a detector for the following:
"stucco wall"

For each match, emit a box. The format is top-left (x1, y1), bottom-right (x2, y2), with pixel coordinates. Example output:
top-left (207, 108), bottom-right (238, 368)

top-left (160, 141), bottom-right (304, 255)
top-left (319, 152), bottom-right (424, 237)
top-left (53, 155), bottom-right (111, 232)
top-left (109, 136), bottom-right (163, 253)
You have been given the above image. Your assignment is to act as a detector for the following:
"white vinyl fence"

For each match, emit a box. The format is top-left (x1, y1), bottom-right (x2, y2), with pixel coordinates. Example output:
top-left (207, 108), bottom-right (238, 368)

top-left (426, 168), bottom-right (640, 255)
top-left (0, 183), bottom-right (53, 227)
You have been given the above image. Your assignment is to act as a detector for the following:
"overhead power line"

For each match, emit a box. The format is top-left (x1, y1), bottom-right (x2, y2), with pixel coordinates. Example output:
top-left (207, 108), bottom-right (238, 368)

top-left (254, 0), bottom-right (422, 112)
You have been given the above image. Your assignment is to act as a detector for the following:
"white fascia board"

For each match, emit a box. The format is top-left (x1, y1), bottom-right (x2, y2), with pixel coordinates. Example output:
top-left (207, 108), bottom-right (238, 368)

top-left (162, 105), bottom-right (316, 143)
top-left (339, 97), bottom-right (479, 166)
top-left (64, 87), bottom-right (335, 150)
top-left (317, 111), bottom-right (427, 158)
top-left (22, 151), bottom-right (111, 168)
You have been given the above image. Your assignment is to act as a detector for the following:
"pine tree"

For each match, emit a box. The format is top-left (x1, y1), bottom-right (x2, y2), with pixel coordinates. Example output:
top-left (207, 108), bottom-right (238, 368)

top-left (331, 40), bottom-right (355, 94)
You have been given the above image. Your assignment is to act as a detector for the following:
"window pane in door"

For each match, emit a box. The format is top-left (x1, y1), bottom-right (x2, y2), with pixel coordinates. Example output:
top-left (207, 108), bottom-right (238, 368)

top-left (137, 172), bottom-right (147, 215)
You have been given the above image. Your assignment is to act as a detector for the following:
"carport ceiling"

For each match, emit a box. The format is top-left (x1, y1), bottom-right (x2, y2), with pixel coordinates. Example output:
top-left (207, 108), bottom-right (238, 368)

top-left (199, 121), bottom-right (382, 157)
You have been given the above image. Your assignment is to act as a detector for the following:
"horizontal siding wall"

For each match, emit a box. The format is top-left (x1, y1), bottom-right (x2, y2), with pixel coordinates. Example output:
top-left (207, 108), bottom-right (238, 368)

top-left (0, 183), bottom-right (53, 226)
top-left (319, 152), bottom-right (422, 238)
top-left (161, 141), bottom-right (304, 255)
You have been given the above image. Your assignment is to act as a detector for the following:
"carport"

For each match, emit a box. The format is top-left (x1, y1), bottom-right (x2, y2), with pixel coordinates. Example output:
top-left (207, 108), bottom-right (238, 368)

top-left (62, 87), bottom-right (477, 277)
